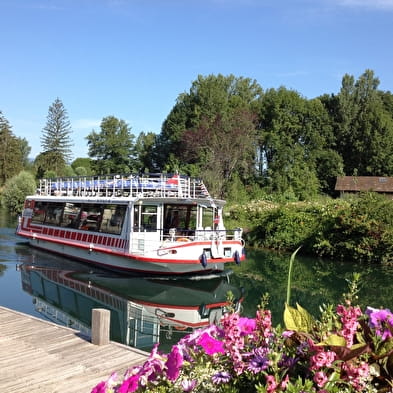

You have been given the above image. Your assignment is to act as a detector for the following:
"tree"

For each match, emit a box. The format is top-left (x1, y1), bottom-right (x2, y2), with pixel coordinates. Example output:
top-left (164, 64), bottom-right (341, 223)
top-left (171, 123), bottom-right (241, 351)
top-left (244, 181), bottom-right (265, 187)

top-left (256, 87), bottom-right (342, 199)
top-left (156, 74), bottom-right (263, 174)
top-left (180, 109), bottom-right (257, 197)
top-left (134, 132), bottom-right (157, 173)
top-left (39, 98), bottom-right (73, 175)
top-left (329, 69), bottom-right (393, 176)
top-left (1, 171), bottom-right (36, 213)
top-left (71, 157), bottom-right (93, 175)
top-left (86, 116), bottom-right (136, 174)
top-left (0, 111), bottom-right (24, 185)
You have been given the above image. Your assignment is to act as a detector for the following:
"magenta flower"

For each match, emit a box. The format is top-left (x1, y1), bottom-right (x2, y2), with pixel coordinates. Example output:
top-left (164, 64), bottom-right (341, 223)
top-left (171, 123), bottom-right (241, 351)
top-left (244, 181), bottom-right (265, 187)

top-left (90, 381), bottom-right (106, 393)
top-left (117, 374), bottom-right (139, 393)
top-left (197, 332), bottom-right (225, 355)
top-left (166, 345), bottom-right (184, 381)
top-left (238, 317), bottom-right (256, 336)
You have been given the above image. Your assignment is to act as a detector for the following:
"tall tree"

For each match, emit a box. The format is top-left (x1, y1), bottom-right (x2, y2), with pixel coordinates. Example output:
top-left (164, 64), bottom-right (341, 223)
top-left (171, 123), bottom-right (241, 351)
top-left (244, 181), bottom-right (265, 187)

top-left (156, 74), bottom-right (262, 174)
top-left (86, 116), bottom-right (136, 174)
top-left (256, 87), bottom-right (342, 199)
top-left (331, 69), bottom-right (393, 176)
top-left (180, 109), bottom-right (257, 197)
top-left (0, 111), bottom-right (24, 185)
top-left (39, 98), bottom-right (73, 175)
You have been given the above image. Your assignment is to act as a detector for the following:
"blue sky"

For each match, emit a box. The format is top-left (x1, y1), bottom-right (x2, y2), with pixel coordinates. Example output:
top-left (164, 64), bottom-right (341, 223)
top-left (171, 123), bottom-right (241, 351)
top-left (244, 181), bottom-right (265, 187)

top-left (1, 0), bottom-right (392, 160)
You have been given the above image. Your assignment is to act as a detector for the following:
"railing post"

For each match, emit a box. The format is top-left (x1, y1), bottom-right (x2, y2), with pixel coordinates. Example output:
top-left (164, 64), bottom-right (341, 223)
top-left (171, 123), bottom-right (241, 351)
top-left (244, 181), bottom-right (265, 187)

top-left (91, 308), bottom-right (110, 345)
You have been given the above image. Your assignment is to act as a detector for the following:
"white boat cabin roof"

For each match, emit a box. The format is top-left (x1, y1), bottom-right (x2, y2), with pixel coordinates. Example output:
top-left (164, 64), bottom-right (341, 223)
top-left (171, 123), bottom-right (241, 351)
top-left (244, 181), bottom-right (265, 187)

top-left (33, 173), bottom-right (225, 207)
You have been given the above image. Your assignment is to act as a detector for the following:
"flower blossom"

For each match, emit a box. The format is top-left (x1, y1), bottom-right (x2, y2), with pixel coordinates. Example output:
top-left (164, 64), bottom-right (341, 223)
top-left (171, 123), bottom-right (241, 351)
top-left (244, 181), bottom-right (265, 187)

top-left (212, 371), bottom-right (232, 384)
top-left (166, 345), bottom-right (184, 381)
top-left (336, 304), bottom-right (362, 347)
top-left (197, 332), bottom-right (225, 355)
top-left (366, 307), bottom-right (393, 341)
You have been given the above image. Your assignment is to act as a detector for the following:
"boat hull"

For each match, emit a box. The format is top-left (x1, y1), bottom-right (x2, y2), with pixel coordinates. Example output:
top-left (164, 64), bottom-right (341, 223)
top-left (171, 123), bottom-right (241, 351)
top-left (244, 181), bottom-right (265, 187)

top-left (22, 235), bottom-right (231, 275)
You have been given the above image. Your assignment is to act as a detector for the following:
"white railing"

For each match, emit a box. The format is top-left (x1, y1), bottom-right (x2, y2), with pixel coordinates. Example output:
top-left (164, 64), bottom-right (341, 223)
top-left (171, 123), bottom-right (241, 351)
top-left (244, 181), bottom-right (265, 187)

top-left (38, 173), bottom-right (212, 200)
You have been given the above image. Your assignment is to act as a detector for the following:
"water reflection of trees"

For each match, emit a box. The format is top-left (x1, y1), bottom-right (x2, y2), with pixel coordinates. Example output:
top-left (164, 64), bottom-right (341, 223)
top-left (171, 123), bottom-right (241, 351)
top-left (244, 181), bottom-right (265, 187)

top-left (230, 249), bottom-right (393, 325)
top-left (0, 264), bottom-right (7, 277)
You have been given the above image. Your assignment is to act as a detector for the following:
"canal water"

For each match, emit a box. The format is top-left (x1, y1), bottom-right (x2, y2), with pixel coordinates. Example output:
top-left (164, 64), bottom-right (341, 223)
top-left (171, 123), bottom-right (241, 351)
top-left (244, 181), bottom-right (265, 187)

top-left (1, 210), bottom-right (392, 353)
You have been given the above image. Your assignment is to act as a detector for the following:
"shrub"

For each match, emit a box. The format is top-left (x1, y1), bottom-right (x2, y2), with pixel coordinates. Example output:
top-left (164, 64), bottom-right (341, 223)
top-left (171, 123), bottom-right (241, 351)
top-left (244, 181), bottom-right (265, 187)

top-left (1, 171), bottom-right (36, 213)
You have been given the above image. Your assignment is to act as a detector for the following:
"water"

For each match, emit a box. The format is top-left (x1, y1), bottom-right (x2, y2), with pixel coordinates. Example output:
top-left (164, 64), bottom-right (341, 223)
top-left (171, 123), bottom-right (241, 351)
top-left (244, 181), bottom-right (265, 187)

top-left (1, 210), bottom-right (392, 353)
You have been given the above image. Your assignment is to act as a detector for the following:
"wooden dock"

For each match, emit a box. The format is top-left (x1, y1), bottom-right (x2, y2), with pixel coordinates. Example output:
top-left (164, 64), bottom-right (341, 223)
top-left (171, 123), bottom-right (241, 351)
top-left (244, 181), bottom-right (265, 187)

top-left (0, 306), bottom-right (149, 393)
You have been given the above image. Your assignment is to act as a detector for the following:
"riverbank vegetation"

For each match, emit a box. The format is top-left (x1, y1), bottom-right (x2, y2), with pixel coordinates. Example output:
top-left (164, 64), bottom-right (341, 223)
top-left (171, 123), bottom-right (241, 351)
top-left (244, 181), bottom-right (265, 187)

top-left (227, 192), bottom-right (393, 265)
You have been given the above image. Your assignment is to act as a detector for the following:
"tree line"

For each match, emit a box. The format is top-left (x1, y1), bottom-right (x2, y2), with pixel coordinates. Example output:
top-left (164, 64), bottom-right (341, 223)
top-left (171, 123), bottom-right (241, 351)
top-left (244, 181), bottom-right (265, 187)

top-left (1, 69), bottom-right (393, 201)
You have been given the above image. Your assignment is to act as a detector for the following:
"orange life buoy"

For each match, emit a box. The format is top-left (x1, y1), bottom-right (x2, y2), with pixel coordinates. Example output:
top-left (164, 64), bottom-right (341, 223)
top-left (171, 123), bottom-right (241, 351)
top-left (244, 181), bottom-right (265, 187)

top-left (177, 237), bottom-right (190, 242)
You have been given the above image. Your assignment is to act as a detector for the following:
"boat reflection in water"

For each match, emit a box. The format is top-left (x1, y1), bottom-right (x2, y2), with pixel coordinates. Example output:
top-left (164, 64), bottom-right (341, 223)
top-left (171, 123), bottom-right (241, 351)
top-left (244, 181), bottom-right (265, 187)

top-left (19, 265), bottom-right (244, 351)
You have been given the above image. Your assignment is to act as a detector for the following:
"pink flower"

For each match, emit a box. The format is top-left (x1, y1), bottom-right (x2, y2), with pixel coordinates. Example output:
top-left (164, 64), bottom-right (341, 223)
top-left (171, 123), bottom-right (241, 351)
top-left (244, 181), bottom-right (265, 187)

top-left (197, 332), bottom-right (225, 355)
top-left (310, 350), bottom-right (336, 370)
top-left (238, 317), bottom-right (256, 336)
top-left (166, 345), bottom-right (183, 381)
top-left (313, 371), bottom-right (328, 388)
top-left (118, 375), bottom-right (139, 393)
top-left (265, 375), bottom-right (278, 393)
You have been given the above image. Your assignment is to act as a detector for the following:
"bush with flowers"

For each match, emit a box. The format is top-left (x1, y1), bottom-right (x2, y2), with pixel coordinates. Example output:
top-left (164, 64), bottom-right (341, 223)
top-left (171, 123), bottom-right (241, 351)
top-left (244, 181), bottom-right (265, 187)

top-left (92, 274), bottom-right (393, 393)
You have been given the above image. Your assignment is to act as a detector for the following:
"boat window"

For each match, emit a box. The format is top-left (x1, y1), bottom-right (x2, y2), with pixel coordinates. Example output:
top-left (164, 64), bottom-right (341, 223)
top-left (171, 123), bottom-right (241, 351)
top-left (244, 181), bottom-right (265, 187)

top-left (164, 204), bottom-right (197, 235)
top-left (100, 205), bottom-right (126, 235)
top-left (77, 204), bottom-right (104, 231)
top-left (60, 203), bottom-right (82, 228)
top-left (134, 205), bottom-right (157, 232)
top-left (31, 201), bottom-right (48, 224)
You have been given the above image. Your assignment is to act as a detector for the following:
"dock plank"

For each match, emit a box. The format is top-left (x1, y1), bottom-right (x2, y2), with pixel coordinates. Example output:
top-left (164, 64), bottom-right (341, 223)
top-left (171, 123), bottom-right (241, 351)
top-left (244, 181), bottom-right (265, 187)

top-left (0, 306), bottom-right (149, 393)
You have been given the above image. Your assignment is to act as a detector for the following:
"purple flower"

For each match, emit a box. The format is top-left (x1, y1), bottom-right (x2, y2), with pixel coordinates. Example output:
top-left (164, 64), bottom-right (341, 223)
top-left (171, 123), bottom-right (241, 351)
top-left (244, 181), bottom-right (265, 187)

top-left (247, 353), bottom-right (269, 373)
top-left (366, 306), bottom-right (393, 341)
top-left (197, 332), bottom-right (225, 355)
top-left (212, 371), bottom-right (231, 384)
top-left (166, 345), bottom-right (183, 381)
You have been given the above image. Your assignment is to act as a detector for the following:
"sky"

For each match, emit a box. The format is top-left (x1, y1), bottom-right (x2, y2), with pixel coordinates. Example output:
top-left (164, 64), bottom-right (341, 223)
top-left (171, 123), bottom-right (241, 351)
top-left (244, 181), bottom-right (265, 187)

top-left (1, 0), bottom-right (393, 160)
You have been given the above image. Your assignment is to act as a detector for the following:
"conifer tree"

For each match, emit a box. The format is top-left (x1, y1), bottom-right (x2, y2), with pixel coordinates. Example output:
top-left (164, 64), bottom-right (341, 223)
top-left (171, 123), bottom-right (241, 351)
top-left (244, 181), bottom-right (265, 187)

top-left (39, 98), bottom-right (73, 175)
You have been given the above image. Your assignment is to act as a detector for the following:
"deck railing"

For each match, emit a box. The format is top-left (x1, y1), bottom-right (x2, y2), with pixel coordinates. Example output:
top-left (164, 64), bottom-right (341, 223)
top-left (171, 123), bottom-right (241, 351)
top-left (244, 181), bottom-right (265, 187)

top-left (38, 173), bottom-right (212, 200)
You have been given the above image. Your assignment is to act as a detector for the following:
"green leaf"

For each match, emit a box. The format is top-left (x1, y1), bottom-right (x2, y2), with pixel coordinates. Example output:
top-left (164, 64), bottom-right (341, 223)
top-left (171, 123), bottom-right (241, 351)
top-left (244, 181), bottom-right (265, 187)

top-left (284, 303), bottom-right (315, 332)
top-left (317, 334), bottom-right (347, 346)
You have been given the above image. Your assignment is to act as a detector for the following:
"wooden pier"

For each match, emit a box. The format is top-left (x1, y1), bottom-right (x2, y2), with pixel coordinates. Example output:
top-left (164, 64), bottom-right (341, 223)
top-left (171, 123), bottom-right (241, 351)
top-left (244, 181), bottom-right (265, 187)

top-left (0, 306), bottom-right (149, 393)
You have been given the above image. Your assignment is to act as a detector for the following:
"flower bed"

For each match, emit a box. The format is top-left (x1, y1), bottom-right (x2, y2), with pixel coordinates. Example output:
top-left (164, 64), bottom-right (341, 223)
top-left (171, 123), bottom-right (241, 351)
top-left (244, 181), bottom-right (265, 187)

top-left (92, 280), bottom-right (393, 393)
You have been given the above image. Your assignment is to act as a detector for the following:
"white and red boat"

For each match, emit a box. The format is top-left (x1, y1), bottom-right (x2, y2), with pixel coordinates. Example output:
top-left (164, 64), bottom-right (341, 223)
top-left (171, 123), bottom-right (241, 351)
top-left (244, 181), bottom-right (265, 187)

top-left (17, 173), bottom-right (246, 275)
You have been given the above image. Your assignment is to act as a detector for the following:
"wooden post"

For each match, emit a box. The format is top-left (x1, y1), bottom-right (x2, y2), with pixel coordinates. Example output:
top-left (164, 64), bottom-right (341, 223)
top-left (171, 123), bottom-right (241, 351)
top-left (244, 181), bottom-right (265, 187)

top-left (91, 308), bottom-right (110, 345)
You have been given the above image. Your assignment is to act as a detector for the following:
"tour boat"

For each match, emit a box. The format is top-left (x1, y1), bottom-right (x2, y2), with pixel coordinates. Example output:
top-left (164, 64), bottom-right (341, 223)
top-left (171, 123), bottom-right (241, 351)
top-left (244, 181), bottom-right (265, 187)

top-left (16, 173), bottom-right (246, 275)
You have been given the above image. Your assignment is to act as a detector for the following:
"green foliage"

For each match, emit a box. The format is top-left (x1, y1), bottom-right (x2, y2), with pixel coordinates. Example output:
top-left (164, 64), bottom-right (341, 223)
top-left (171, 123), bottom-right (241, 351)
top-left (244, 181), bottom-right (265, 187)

top-left (71, 157), bottom-right (93, 175)
top-left (314, 192), bottom-right (393, 264)
top-left (0, 111), bottom-right (25, 185)
top-left (238, 192), bottom-right (393, 264)
top-left (86, 116), bottom-right (136, 174)
top-left (1, 171), bottom-right (36, 213)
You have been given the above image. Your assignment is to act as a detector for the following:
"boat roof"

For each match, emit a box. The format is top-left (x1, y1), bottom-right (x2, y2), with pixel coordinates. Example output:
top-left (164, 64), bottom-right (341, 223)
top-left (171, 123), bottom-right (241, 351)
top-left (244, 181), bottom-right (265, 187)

top-left (30, 173), bottom-right (225, 207)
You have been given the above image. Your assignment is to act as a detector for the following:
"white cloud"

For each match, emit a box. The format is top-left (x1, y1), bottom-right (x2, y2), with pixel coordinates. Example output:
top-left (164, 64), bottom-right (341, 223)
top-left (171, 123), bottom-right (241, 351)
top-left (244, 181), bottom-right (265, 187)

top-left (334, 0), bottom-right (393, 10)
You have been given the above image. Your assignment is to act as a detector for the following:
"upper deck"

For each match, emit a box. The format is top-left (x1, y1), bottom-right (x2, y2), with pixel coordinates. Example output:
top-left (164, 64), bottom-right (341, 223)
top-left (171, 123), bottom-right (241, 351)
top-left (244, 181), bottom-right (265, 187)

top-left (37, 173), bottom-right (213, 201)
